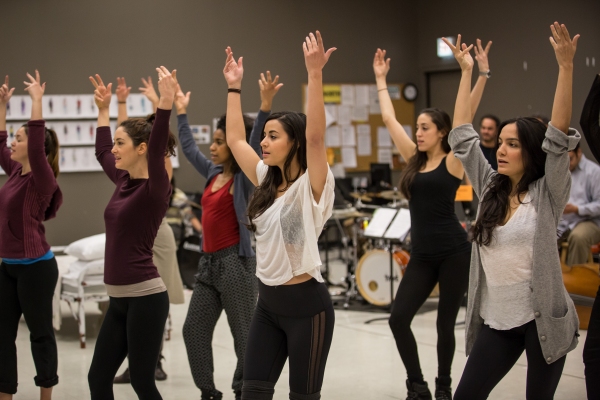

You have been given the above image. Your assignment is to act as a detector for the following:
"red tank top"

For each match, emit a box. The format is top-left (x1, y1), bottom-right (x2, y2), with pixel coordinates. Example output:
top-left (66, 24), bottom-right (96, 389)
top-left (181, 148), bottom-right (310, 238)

top-left (201, 176), bottom-right (240, 253)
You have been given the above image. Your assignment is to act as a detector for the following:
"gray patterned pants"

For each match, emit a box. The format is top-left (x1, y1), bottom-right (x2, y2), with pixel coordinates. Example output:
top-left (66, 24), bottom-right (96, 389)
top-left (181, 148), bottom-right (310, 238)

top-left (182, 244), bottom-right (257, 394)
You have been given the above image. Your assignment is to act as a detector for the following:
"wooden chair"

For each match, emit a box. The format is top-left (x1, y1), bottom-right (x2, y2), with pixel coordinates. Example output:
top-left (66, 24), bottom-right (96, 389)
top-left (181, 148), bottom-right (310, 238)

top-left (562, 262), bottom-right (600, 330)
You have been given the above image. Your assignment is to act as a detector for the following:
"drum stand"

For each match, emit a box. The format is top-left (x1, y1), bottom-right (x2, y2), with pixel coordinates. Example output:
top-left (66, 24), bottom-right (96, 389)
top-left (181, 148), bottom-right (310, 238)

top-left (364, 239), bottom-right (398, 324)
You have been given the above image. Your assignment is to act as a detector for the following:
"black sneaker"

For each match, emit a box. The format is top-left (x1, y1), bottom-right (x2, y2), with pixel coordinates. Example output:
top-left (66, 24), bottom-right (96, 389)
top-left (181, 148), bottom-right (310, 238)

top-left (155, 356), bottom-right (167, 381)
top-left (113, 368), bottom-right (131, 384)
top-left (200, 389), bottom-right (223, 400)
top-left (434, 378), bottom-right (452, 400)
top-left (406, 379), bottom-right (432, 400)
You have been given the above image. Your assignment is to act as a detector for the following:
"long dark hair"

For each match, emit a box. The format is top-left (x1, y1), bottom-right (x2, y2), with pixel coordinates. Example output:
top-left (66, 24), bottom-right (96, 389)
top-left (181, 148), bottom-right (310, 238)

top-left (22, 124), bottom-right (60, 178)
top-left (246, 111), bottom-right (307, 231)
top-left (473, 117), bottom-right (547, 246)
top-left (400, 108), bottom-right (452, 199)
top-left (215, 113), bottom-right (254, 174)
top-left (120, 114), bottom-right (177, 157)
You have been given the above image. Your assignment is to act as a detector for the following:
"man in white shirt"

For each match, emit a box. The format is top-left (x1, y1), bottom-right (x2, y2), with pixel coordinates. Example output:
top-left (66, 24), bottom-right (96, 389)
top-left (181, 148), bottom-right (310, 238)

top-left (559, 143), bottom-right (600, 265)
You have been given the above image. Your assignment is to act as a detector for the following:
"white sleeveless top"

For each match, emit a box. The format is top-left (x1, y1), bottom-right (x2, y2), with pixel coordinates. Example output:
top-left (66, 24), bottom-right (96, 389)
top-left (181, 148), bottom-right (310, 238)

top-left (253, 160), bottom-right (335, 286)
top-left (479, 193), bottom-right (537, 330)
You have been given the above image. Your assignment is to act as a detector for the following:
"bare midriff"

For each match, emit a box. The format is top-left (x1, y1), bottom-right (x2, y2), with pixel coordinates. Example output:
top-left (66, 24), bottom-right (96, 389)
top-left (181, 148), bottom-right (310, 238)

top-left (283, 272), bottom-right (313, 285)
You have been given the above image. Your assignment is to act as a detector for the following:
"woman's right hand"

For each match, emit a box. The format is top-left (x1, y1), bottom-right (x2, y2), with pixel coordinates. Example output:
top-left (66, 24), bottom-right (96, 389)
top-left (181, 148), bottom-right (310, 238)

top-left (223, 47), bottom-right (244, 89)
top-left (443, 35), bottom-right (474, 71)
top-left (116, 77), bottom-right (131, 103)
top-left (0, 76), bottom-right (15, 105)
top-left (89, 74), bottom-right (112, 110)
top-left (373, 48), bottom-right (391, 79)
top-left (550, 22), bottom-right (579, 69)
top-left (139, 76), bottom-right (159, 105)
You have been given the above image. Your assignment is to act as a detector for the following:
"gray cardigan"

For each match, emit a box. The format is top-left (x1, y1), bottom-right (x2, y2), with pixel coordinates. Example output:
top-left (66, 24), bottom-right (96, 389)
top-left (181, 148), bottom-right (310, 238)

top-left (177, 110), bottom-right (270, 258)
top-left (449, 123), bottom-right (581, 364)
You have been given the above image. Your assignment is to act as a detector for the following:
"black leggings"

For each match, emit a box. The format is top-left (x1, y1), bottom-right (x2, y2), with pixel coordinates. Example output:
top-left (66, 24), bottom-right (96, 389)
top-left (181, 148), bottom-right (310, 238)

top-left (584, 286), bottom-right (600, 399)
top-left (388, 251), bottom-right (470, 383)
top-left (242, 279), bottom-right (334, 400)
top-left (88, 291), bottom-right (169, 400)
top-left (0, 259), bottom-right (59, 395)
top-left (455, 321), bottom-right (565, 399)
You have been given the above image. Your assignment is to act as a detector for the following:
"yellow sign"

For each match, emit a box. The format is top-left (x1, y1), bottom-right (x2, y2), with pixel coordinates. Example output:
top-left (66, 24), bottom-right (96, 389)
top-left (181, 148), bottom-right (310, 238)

top-left (455, 185), bottom-right (474, 201)
top-left (323, 85), bottom-right (341, 103)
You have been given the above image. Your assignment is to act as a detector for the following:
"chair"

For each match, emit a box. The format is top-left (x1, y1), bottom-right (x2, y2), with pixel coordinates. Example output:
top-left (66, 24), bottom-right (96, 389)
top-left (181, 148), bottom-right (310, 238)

top-left (60, 259), bottom-right (108, 348)
top-left (560, 241), bottom-right (600, 264)
top-left (562, 262), bottom-right (600, 330)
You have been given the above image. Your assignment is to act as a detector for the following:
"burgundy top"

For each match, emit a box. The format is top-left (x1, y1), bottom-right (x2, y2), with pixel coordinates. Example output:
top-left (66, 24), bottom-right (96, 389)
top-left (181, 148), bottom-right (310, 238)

top-left (201, 176), bottom-right (239, 252)
top-left (95, 108), bottom-right (172, 285)
top-left (0, 120), bottom-right (62, 259)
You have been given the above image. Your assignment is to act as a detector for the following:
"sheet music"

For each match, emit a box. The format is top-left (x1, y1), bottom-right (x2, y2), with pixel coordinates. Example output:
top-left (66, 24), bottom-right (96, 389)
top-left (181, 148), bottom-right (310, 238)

top-left (363, 208), bottom-right (397, 238)
top-left (384, 209), bottom-right (411, 240)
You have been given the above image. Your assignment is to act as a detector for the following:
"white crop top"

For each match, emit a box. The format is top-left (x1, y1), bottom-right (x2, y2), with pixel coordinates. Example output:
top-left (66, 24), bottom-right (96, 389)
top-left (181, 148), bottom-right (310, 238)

top-left (253, 160), bottom-right (335, 286)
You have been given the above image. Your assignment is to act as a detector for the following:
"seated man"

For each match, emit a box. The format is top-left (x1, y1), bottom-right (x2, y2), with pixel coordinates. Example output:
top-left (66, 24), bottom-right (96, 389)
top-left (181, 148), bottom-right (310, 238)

top-left (559, 143), bottom-right (600, 265)
top-left (478, 114), bottom-right (500, 170)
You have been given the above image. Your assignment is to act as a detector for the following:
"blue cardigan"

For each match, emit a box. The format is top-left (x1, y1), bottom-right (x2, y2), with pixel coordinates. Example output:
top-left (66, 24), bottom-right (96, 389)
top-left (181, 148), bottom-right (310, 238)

top-left (177, 110), bottom-right (269, 257)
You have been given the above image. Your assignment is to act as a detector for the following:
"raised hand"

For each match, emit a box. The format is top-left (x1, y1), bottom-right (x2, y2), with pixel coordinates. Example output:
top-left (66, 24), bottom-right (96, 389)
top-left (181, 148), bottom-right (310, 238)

top-left (24, 70), bottom-right (46, 101)
top-left (303, 31), bottom-right (336, 74)
top-left (373, 48), bottom-right (391, 79)
top-left (549, 22), bottom-right (580, 69)
top-left (139, 76), bottom-right (159, 106)
top-left (223, 47), bottom-right (244, 89)
top-left (156, 66), bottom-right (177, 109)
top-left (442, 35), bottom-right (474, 71)
top-left (116, 77), bottom-right (131, 103)
top-left (174, 84), bottom-right (191, 114)
top-left (473, 39), bottom-right (492, 72)
top-left (0, 76), bottom-right (15, 105)
top-left (89, 74), bottom-right (112, 110)
top-left (259, 71), bottom-right (283, 110)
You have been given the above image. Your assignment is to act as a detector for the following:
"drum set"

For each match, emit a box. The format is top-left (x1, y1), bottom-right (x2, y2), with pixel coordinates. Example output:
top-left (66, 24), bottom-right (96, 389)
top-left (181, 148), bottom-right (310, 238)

top-left (325, 188), bottom-right (417, 309)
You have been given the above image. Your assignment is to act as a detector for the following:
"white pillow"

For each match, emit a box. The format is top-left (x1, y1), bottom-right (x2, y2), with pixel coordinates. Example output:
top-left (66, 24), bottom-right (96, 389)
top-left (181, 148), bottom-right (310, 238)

top-left (67, 258), bottom-right (105, 275)
top-left (64, 234), bottom-right (106, 261)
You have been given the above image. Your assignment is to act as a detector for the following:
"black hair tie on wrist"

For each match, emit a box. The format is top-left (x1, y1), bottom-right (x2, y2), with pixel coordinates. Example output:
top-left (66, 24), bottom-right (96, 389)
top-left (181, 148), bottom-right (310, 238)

top-left (228, 88), bottom-right (242, 94)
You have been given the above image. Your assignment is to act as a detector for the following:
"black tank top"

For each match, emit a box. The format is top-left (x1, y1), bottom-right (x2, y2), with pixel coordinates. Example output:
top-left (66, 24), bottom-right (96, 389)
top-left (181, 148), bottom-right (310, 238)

top-left (408, 156), bottom-right (471, 258)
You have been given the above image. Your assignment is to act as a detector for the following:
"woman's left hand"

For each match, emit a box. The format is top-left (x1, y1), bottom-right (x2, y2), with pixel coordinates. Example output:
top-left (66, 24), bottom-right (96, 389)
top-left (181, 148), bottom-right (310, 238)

top-left (223, 47), bottom-right (244, 89)
top-left (0, 76), bottom-right (15, 105)
top-left (473, 39), bottom-right (492, 73)
top-left (24, 70), bottom-right (45, 101)
top-left (303, 31), bottom-right (336, 74)
top-left (116, 77), bottom-right (131, 102)
top-left (156, 66), bottom-right (178, 104)
top-left (550, 22), bottom-right (579, 69)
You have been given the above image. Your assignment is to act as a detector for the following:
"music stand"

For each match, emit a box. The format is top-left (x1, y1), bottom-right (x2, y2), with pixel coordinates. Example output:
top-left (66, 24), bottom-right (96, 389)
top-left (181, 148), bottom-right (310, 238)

top-left (360, 209), bottom-right (410, 324)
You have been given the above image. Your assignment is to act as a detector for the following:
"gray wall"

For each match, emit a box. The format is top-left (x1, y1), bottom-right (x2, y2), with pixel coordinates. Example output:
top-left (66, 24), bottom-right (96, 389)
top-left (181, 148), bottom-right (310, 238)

top-left (0, 0), bottom-right (419, 245)
top-left (2, 1), bottom-right (599, 245)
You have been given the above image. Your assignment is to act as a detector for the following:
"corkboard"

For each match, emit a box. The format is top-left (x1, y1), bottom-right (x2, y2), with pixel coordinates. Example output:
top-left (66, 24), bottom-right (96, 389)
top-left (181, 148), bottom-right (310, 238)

top-left (302, 83), bottom-right (415, 172)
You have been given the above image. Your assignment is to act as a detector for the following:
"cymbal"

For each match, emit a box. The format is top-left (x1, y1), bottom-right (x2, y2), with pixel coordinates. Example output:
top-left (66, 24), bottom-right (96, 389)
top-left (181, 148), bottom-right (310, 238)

top-left (350, 192), bottom-right (373, 202)
top-left (377, 190), bottom-right (405, 200)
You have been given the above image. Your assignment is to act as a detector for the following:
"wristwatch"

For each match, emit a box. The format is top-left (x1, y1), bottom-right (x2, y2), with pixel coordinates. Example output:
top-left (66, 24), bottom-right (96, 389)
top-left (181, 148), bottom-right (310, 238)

top-left (479, 70), bottom-right (491, 78)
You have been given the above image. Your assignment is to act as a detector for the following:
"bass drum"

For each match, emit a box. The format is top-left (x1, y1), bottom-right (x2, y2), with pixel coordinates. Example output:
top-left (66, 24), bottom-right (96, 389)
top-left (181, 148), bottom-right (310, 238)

top-left (356, 249), bottom-right (410, 306)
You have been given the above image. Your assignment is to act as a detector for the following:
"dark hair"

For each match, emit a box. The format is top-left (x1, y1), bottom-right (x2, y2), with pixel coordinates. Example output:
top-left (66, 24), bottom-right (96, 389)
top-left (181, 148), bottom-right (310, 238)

top-left (215, 113), bottom-right (255, 173)
top-left (22, 124), bottom-right (60, 178)
top-left (480, 114), bottom-right (501, 129)
top-left (531, 114), bottom-right (550, 127)
top-left (473, 117), bottom-right (547, 246)
top-left (246, 111), bottom-right (307, 231)
top-left (119, 114), bottom-right (177, 157)
top-left (399, 108), bottom-right (451, 199)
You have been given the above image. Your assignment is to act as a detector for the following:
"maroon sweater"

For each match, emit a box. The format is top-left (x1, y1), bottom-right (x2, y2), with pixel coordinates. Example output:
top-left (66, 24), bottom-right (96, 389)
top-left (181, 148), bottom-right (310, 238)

top-left (0, 120), bottom-right (62, 259)
top-left (96, 108), bottom-right (172, 285)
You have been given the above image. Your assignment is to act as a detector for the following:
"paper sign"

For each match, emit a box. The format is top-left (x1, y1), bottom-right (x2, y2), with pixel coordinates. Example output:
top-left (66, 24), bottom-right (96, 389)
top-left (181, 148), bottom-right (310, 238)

top-left (355, 85), bottom-right (370, 106)
top-left (357, 125), bottom-right (372, 156)
top-left (326, 125), bottom-right (341, 147)
top-left (323, 85), bottom-right (341, 104)
top-left (455, 185), bottom-right (474, 201)
top-left (338, 105), bottom-right (352, 126)
top-left (341, 125), bottom-right (356, 146)
top-left (352, 105), bottom-right (369, 122)
top-left (341, 85), bottom-right (355, 105)
top-left (378, 148), bottom-right (392, 165)
top-left (341, 147), bottom-right (357, 168)
top-left (377, 127), bottom-right (392, 147)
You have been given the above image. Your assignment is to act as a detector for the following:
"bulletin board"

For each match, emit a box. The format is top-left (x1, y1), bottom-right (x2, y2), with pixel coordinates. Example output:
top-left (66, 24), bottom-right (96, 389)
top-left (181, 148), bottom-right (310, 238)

top-left (302, 83), bottom-right (414, 172)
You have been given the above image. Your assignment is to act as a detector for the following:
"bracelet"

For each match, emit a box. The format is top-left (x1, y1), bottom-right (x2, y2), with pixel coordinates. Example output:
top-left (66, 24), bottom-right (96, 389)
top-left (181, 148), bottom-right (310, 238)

top-left (118, 101), bottom-right (126, 104)
top-left (378, 87), bottom-right (388, 92)
top-left (228, 88), bottom-right (242, 94)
